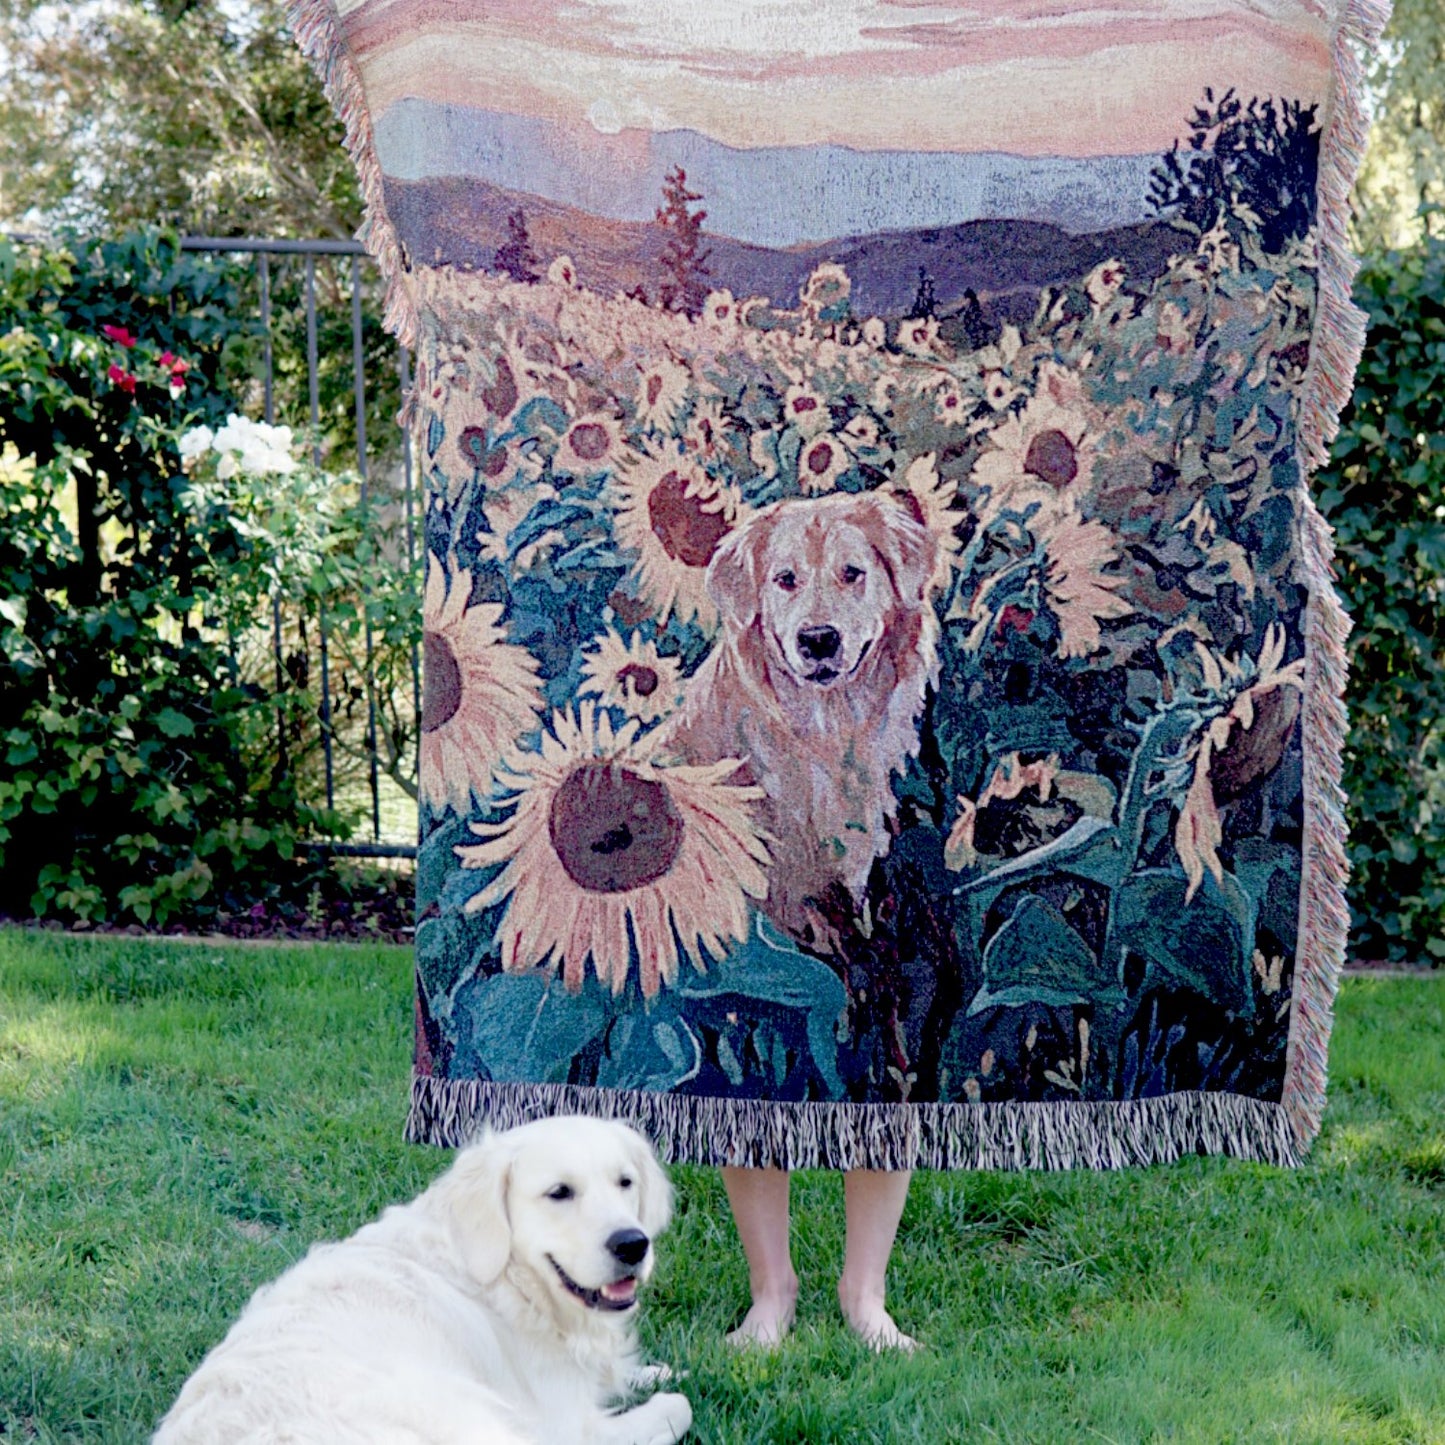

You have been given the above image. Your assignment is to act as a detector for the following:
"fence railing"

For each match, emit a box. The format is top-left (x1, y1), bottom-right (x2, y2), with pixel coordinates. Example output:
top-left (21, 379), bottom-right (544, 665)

top-left (181, 236), bottom-right (420, 859)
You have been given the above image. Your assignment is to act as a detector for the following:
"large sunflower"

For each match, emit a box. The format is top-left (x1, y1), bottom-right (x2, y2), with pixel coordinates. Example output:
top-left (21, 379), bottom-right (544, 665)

top-left (457, 709), bottom-right (771, 997)
top-left (420, 562), bottom-right (544, 815)
top-left (612, 445), bottom-right (743, 630)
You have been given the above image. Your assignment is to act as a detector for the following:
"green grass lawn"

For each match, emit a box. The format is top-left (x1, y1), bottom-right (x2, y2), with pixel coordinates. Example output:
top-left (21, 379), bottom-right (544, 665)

top-left (1, 928), bottom-right (1441, 1444)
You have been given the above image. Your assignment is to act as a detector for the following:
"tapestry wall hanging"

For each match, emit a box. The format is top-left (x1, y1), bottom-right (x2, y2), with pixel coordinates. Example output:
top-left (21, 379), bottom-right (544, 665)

top-left (294, 0), bottom-right (1387, 1171)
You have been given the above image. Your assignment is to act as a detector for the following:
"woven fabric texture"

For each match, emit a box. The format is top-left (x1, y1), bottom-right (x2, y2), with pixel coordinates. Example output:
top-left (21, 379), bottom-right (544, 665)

top-left (294, 0), bottom-right (1387, 1170)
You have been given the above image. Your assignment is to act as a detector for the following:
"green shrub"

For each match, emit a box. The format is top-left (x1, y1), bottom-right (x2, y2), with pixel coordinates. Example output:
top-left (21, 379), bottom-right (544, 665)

top-left (0, 231), bottom-right (416, 926)
top-left (1317, 232), bottom-right (1445, 961)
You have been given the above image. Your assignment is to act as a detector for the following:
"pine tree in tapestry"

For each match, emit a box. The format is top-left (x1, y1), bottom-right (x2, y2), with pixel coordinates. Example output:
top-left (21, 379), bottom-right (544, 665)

top-left (655, 166), bottom-right (711, 317)
top-left (495, 208), bottom-right (539, 284)
top-left (908, 266), bottom-right (937, 320)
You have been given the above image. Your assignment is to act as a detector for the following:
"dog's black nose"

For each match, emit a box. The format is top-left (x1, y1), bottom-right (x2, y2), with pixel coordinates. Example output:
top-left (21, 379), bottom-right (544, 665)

top-left (797, 625), bottom-right (841, 662)
top-left (607, 1229), bottom-right (650, 1267)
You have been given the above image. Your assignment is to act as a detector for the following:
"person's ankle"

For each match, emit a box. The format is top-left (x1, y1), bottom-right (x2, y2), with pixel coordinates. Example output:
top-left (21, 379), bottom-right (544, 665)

top-left (751, 1271), bottom-right (799, 1309)
top-left (836, 1273), bottom-right (883, 1320)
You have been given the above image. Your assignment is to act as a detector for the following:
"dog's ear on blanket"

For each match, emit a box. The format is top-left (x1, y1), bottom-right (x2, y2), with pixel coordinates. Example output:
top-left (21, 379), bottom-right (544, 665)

top-left (866, 490), bottom-right (937, 606)
top-left (440, 1131), bottom-right (514, 1285)
top-left (706, 508), bottom-right (770, 631)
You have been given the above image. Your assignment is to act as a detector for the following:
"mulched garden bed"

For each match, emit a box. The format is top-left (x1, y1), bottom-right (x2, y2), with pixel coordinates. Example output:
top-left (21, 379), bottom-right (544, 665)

top-left (1, 858), bottom-right (416, 945)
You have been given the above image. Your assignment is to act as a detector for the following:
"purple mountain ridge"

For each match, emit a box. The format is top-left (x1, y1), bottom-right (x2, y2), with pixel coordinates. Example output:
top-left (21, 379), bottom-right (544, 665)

top-left (386, 175), bottom-right (1191, 325)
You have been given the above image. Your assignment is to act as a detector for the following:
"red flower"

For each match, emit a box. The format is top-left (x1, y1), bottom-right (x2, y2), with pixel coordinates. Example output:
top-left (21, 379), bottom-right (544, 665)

top-left (102, 325), bottom-right (137, 348)
top-left (158, 351), bottom-right (190, 374)
top-left (108, 363), bottom-right (137, 394)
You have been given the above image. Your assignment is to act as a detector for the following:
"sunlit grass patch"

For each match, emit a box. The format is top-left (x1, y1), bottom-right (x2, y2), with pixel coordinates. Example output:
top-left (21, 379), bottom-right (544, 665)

top-left (1, 927), bottom-right (1441, 1443)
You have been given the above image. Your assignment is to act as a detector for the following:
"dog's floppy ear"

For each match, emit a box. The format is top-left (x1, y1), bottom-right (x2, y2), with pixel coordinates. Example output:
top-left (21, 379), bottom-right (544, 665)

top-left (864, 490), bottom-right (937, 606)
top-left (439, 1131), bottom-right (514, 1285)
top-left (705, 507), bottom-right (772, 631)
top-left (621, 1126), bottom-right (673, 1239)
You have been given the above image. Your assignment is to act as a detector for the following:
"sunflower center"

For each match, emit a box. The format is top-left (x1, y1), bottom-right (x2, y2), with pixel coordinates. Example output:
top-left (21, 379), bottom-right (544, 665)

top-left (1023, 429), bottom-right (1078, 489)
top-left (482, 357), bottom-right (518, 418)
top-left (805, 440), bottom-right (835, 475)
top-left (617, 662), bottom-right (660, 698)
top-left (421, 631), bottom-right (462, 733)
top-left (548, 762), bottom-right (684, 893)
top-left (647, 470), bottom-right (730, 568)
top-left (569, 422), bottom-right (610, 461)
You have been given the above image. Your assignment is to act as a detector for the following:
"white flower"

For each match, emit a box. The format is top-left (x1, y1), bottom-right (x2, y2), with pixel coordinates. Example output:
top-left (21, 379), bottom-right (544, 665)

top-left (178, 425), bottom-right (213, 462)
top-left (210, 414), bottom-right (298, 477)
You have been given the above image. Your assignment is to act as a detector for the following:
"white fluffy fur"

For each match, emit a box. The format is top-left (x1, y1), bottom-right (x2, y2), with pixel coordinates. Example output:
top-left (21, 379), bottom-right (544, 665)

top-left (663, 490), bottom-right (939, 947)
top-left (153, 1118), bottom-right (692, 1445)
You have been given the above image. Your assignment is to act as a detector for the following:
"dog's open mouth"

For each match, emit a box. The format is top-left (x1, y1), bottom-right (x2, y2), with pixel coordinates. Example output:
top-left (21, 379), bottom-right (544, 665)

top-left (548, 1257), bottom-right (639, 1312)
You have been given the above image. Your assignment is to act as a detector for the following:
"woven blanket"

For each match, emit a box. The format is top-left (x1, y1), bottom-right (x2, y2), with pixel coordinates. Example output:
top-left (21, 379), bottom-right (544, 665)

top-left (294, 0), bottom-right (1386, 1171)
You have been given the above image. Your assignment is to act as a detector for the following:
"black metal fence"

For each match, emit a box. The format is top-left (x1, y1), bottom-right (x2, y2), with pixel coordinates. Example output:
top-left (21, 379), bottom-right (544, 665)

top-left (181, 237), bottom-right (420, 859)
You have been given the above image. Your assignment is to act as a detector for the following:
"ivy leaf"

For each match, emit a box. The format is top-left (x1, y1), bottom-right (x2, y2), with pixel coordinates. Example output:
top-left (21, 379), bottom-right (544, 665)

top-left (154, 708), bottom-right (194, 738)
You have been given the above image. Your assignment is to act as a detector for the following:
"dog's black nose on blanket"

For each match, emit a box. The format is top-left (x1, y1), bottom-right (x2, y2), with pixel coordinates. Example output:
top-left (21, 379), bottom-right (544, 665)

top-left (798, 625), bottom-right (842, 662)
top-left (607, 1229), bottom-right (650, 1267)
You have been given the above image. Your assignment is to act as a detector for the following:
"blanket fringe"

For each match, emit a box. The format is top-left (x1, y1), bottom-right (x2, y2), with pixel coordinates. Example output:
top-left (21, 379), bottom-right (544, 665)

top-left (1283, 0), bottom-right (1391, 1154)
top-left (287, 0), bottom-right (419, 347)
top-left (406, 1075), bottom-right (1302, 1172)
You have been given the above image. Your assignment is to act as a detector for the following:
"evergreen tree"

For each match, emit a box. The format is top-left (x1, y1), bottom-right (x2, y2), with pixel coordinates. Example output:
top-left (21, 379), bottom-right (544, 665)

top-left (494, 208), bottom-right (539, 283)
top-left (907, 266), bottom-right (937, 320)
top-left (954, 288), bottom-right (991, 350)
top-left (654, 166), bottom-right (711, 317)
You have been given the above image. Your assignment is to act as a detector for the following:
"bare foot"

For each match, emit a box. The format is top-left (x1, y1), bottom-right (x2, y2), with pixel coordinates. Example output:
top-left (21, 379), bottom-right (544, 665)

top-left (726, 1285), bottom-right (797, 1347)
top-left (838, 1283), bottom-right (920, 1352)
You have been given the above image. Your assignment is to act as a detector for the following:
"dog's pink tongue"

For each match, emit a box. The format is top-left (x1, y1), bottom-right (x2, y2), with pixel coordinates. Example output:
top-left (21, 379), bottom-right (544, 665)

top-left (602, 1278), bottom-right (637, 1303)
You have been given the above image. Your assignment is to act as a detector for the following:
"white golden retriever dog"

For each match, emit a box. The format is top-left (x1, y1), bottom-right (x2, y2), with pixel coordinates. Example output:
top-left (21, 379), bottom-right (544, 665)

top-left (664, 489), bottom-right (939, 947)
top-left (153, 1117), bottom-right (692, 1445)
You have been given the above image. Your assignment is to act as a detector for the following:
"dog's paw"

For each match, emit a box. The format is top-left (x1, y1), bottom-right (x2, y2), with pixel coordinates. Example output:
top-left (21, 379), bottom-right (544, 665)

top-left (646, 1391), bottom-right (693, 1443)
top-left (606, 1389), bottom-right (692, 1444)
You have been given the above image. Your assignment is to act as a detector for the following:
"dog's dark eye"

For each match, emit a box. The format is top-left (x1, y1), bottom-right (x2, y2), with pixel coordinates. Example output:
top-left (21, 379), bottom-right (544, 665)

top-left (775, 570), bottom-right (797, 591)
top-left (841, 565), bottom-right (865, 584)
top-left (547, 1184), bottom-right (575, 1202)
top-left (619, 1175), bottom-right (634, 1190)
